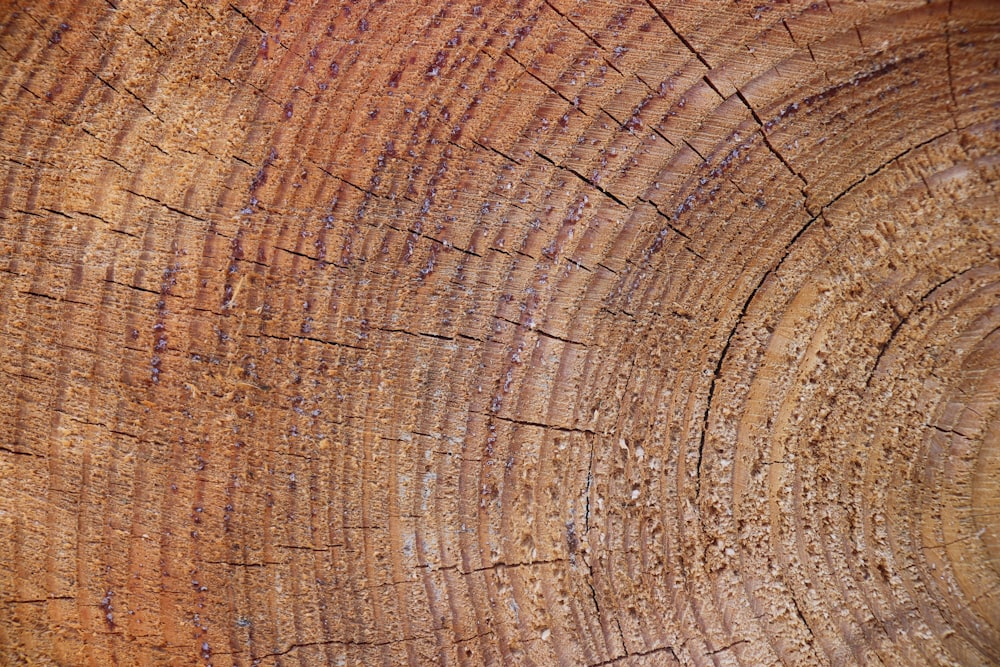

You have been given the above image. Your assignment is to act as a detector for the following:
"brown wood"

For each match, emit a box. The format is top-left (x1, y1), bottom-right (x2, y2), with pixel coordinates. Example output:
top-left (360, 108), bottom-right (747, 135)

top-left (1, 0), bottom-right (998, 664)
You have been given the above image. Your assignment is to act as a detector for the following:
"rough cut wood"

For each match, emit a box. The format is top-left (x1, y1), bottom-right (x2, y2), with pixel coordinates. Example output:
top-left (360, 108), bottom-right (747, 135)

top-left (1, 0), bottom-right (998, 665)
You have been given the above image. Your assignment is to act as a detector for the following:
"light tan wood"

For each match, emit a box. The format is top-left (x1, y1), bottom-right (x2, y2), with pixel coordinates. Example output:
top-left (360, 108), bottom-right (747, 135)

top-left (1, 0), bottom-right (998, 664)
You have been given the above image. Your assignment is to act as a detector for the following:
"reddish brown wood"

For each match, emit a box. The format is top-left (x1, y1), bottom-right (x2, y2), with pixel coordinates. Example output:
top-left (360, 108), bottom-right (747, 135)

top-left (0, 0), bottom-right (998, 664)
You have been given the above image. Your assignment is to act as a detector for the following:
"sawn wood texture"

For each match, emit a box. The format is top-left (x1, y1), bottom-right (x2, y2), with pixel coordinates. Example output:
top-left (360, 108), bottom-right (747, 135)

top-left (0, 0), bottom-right (998, 665)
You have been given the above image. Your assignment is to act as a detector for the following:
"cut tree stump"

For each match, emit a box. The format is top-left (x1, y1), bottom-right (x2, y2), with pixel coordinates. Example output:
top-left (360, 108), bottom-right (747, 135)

top-left (1, 0), bottom-right (998, 665)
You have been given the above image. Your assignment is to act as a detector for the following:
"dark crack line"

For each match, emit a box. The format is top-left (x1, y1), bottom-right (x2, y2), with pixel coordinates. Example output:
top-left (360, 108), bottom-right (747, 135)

top-left (864, 311), bottom-right (905, 390)
top-left (808, 127), bottom-right (953, 217)
top-left (252, 634), bottom-right (436, 661)
top-left (697, 268), bottom-right (771, 499)
top-left (506, 52), bottom-right (589, 113)
top-left (780, 19), bottom-right (799, 47)
top-left (863, 266), bottom-right (976, 390)
top-left (0, 445), bottom-right (38, 457)
top-left (643, 0), bottom-right (711, 70)
top-left (99, 155), bottom-right (131, 173)
top-left (105, 278), bottom-right (157, 295)
top-left (600, 105), bottom-right (675, 147)
top-left (702, 75), bottom-right (724, 100)
top-left (495, 314), bottom-right (588, 346)
top-left (533, 150), bottom-right (629, 210)
top-left (472, 139), bottom-right (520, 165)
top-left (541, 0), bottom-right (607, 51)
top-left (588, 645), bottom-right (679, 667)
top-left (376, 327), bottom-right (455, 342)
top-left (707, 640), bottom-right (748, 656)
top-left (22, 290), bottom-right (89, 306)
top-left (259, 332), bottom-right (366, 352)
top-left (123, 188), bottom-right (207, 222)
top-left (613, 617), bottom-right (627, 656)
top-left (479, 411), bottom-right (595, 435)
top-left (791, 596), bottom-right (815, 640)
top-left (929, 424), bottom-right (971, 439)
top-left (121, 84), bottom-right (162, 122)
top-left (635, 197), bottom-right (709, 261)
top-left (602, 56), bottom-right (624, 79)
top-left (228, 3), bottom-right (264, 33)
top-left (733, 90), bottom-right (808, 186)
top-left (682, 139), bottom-right (706, 162)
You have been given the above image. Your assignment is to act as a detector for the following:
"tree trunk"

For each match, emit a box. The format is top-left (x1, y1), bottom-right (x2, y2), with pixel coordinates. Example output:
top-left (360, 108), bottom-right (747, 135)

top-left (1, 0), bottom-right (998, 664)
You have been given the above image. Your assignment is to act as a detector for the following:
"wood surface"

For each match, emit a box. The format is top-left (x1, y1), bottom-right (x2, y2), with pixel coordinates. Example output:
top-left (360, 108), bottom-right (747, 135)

top-left (1, 0), bottom-right (998, 664)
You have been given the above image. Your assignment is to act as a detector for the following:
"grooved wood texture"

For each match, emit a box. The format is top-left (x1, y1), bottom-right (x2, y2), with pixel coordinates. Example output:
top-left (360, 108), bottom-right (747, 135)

top-left (1, 0), bottom-right (998, 665)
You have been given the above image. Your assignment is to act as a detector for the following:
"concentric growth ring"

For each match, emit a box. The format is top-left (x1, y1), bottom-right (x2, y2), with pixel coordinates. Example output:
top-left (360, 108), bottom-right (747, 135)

top-left (0, 0), bottom-right (997, 665)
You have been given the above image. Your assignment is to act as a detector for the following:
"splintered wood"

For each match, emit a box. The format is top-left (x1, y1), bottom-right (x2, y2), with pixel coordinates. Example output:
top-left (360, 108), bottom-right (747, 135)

top-left (0, 0), bottom-right (998, 665)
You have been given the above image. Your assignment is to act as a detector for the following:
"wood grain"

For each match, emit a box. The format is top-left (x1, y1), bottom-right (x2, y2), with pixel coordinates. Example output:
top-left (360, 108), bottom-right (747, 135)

top-left (0, 0), bottom-right (998, 664)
